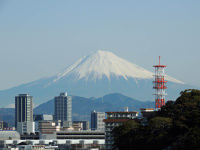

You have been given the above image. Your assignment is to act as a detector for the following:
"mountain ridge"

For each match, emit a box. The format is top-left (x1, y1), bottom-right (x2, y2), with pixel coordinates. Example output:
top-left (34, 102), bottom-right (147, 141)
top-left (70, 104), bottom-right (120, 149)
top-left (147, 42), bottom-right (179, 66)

top-left (34, 93), bottom-right (154, 121)
top-left (0, 50), bottom-right (190, 107)
top-left (0, 93), bottom-right (154, 126)
top-left (51, 50), bottom-right (183, 84)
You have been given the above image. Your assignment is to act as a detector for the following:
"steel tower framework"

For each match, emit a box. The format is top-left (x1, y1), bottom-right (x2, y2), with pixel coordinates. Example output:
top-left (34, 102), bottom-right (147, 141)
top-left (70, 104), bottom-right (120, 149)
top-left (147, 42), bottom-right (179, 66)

top-left (153, 56), bottom-right (167, 109)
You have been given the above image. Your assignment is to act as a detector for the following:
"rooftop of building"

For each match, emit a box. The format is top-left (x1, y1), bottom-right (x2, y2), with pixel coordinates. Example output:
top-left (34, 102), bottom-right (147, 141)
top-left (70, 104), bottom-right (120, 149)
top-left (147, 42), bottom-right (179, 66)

top-left (105, 111), bottom-right (138, 114)
top-left (34, 114), bottom-right (53, 121)
top-left (57, 130), bottom-right (104, 134)
top-left (0, 131), bottom-right (20, 140)
top-left (140, 108), bottom-right (155, 111)
top-left (18, 94), bottom-right (30, 96)
top-left (103, 119), bottom-right (130, 123)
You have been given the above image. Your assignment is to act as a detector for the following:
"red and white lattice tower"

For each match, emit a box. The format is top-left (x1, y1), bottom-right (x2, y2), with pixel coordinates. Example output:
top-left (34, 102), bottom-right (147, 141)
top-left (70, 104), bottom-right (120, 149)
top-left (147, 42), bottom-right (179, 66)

top-left (153, 56), bottom-right (167, 109)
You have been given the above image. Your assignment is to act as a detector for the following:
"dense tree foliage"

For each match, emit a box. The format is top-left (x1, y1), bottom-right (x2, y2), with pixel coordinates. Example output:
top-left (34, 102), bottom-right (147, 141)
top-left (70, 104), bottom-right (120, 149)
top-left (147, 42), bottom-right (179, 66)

top-left (112, 89), bottom-right (200, 150)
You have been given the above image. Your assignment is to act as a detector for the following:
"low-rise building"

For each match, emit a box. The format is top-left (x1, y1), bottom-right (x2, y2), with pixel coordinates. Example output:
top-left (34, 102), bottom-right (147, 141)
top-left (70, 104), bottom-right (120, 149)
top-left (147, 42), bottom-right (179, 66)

top-left (39, 121), bottom-right (61, 139)
top-left (73, 121), bottom-right (90, 130)
top-left (34, 114), bottom-right (53, 132)
top-left (0, 131), bottom-right (20, 140)
top-left (140, 108), bottom-right (155, 118)
top-left (17, 122), bottom-right (35, 135)
top-left (0, 139), bottom-right (104, 150)
top-left (71, 122), bottom-right (82, 131)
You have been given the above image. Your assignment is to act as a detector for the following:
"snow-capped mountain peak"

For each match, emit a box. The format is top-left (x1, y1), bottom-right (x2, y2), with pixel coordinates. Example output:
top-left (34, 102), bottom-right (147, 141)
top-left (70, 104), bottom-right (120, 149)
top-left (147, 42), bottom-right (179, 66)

top-left (0, 50), bottom-right (188, 107)
top-left (53, 50), bottom-right (184, 84)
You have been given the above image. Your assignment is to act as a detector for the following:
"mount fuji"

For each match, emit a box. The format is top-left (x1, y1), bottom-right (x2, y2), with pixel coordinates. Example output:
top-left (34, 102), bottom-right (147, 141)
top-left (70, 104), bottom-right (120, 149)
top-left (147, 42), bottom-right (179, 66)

top-left (0, 50), bottom-right (189, 107)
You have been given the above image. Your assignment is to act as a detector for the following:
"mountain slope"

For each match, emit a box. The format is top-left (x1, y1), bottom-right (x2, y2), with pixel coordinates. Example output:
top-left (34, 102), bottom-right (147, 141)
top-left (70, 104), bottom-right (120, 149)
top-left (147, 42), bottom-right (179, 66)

top-left (0, 50), bottom-right (190, 107)
top-left (51, 50), bottom-right (183, 84)
top-left (34, 93), bottom-right (154, 121)
top-left (0, 108), bottom-right (15, 127)
top-left (0, 93), bottom-right (154, 126)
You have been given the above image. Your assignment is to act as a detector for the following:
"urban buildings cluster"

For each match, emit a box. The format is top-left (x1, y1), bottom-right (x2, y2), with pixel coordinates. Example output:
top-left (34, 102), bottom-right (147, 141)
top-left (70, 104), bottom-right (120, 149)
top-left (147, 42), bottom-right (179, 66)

top-left (0, 57), bottom-right (166, 150)
top-left (0, 92), bottom-right (144, 150)
top-left (0, 92), bottom-right (108, 150)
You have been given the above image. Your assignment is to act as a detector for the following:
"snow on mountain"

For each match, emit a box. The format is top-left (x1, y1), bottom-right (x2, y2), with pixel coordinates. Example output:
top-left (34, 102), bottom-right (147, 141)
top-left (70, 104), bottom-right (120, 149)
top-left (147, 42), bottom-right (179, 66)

top-left (0, 50), bottom-right (188, 107)
top-left (52, 50), bottom-right (184, 84)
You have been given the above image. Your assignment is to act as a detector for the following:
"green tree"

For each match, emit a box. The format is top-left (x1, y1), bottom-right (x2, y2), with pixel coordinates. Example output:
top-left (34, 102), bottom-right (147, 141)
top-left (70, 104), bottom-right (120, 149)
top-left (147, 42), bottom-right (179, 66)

top-left (112, 89), bottom-right (200, 150)
top-left (112, 120), bottom-right (140, 150)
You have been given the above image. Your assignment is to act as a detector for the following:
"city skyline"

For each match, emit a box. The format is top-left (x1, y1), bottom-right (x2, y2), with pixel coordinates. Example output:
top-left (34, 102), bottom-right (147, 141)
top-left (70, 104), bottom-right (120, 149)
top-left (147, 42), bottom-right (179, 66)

top-left (0, 0), bottom-right (199, 90)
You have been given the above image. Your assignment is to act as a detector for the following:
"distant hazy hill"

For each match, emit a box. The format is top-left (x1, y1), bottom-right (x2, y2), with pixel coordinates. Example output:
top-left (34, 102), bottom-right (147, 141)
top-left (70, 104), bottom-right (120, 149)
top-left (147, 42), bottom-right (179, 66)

top-left (34, 93), bottom-right (154, 121)
top-left (0, 50), bottom-right (189, 107)
top-left (1, 93), bottom-right (154, 126)
top-left (0, 108), bottom-right (15, 127)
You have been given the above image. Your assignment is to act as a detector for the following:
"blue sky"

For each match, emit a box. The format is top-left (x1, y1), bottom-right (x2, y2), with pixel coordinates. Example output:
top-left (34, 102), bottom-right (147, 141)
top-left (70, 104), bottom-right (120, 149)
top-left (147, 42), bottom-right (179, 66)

top-left (0, 0), bottom-right (199, 90)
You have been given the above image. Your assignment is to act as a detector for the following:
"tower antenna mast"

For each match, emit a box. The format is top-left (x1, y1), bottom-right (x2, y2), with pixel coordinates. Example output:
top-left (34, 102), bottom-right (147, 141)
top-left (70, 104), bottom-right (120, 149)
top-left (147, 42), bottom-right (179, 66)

top-left (153, 56), bottom-right (167, 109)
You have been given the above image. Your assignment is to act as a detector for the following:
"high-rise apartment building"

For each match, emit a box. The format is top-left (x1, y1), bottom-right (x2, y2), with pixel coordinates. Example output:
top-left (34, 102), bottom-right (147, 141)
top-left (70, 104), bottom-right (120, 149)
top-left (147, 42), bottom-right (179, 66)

top-left (54, 92), bottom-right (72, 127)
top-left (91, 110), bottom-right (105, 131)
top-left (15, 94), bottom-right (35, 134)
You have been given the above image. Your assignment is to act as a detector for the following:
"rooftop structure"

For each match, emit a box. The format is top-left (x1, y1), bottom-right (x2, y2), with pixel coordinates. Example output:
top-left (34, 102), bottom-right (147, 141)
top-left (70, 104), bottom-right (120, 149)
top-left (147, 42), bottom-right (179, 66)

top-left (34, 114), bottom-right (53, 121)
